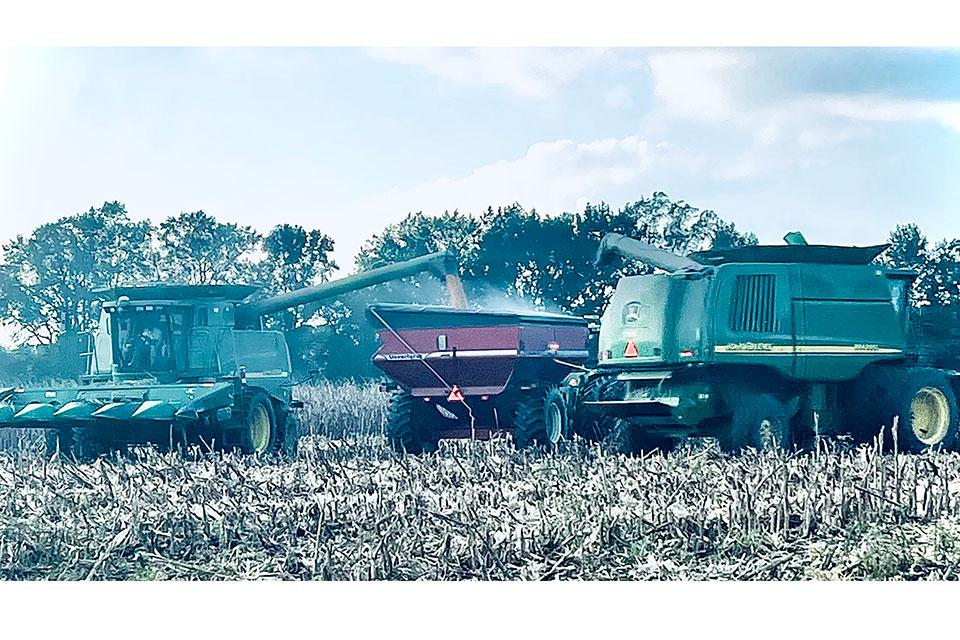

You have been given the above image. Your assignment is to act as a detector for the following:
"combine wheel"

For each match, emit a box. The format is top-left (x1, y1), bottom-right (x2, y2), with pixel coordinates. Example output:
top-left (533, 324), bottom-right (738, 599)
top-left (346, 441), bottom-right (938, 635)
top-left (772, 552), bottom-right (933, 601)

top-left (513, 390), bottom-right (565, 450)
top-left (877, 368), bottom-right (958, 452)
top-left (241, 392), bottom-right (277, 455)
top-left (722, 394), bottom-right (791, 453)
top-left (386, 389), bottom-right (437, 454)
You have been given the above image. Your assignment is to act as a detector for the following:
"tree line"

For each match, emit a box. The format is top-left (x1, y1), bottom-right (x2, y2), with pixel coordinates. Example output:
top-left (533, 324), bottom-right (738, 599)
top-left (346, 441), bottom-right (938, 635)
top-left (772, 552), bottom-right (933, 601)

top-left (0, 194), bottom-right (957, 381)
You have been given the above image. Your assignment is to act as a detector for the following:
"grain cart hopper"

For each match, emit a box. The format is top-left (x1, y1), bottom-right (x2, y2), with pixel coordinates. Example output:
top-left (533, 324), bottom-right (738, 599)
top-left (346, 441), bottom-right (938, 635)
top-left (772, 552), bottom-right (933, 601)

top-left (546, 232), bottom-right (960, 454)
top-left (367, 303), bottom-right (592, 452)
top-left (0, 251), bottom-right (466, 460)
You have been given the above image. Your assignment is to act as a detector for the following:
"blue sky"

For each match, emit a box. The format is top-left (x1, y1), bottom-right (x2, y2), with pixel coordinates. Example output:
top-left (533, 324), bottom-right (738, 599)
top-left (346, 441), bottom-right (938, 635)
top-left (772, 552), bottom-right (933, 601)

top-left (1, 47), bottom-right (958, 270)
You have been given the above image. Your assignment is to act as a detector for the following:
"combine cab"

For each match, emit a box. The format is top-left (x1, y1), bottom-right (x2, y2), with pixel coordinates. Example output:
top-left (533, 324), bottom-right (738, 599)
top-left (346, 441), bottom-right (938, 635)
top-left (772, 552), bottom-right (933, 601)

top-left (367, 303), bottom-right (592, 452)
top-left (0, 252), bottom-right (466, 460)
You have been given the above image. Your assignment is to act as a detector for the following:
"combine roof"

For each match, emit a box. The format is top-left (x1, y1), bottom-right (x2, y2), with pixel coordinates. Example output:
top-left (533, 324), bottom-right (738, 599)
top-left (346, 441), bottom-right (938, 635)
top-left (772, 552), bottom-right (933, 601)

top-left (99, 283), bottom-right (261, 303)
top-left (689, 243), bottom-right (890, 266)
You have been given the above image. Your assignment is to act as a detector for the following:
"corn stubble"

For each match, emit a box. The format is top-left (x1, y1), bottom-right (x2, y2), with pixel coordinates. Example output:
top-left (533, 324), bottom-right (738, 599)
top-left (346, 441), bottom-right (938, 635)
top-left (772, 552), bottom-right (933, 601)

top-left (1, 382), bottom-right (960, 580)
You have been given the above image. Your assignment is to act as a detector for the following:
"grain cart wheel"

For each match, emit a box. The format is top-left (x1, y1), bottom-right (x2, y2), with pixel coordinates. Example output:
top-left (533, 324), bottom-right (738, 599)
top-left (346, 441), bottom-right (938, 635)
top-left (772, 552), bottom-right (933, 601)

top-left (722, 394), bottom-right (791, 453)
top-left (515, 388), bottom-right (568, 450)
top-left (544, 387), bottom-right (571, 446)
top-left (241, 393), bottom-right (277, 455)
top-left (386, 389), bottom-right (437, 454)
top-left (878, 368), bottom-right (958, 452)
top-left (513, 392), bottom-right (551, 450)
top-left (280, 412), bottom-right (301, 457)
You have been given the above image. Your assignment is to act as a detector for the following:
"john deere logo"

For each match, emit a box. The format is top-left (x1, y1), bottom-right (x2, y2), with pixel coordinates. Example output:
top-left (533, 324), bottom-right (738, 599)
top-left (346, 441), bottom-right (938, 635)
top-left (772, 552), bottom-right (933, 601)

top-left (623, 302), bottom-right (649, 327)
top-left (726, 342), bottom-right (774, 352)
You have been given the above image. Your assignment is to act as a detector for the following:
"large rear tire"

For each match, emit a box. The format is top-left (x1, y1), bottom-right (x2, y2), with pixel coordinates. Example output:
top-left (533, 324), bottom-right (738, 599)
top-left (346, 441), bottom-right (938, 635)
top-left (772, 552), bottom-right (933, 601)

top-left (861, 367), bottom-right (959, 452)
top-left (721, 393), bottom-right (791, 453)
top-left (386, 390), bottom-right (437, 454)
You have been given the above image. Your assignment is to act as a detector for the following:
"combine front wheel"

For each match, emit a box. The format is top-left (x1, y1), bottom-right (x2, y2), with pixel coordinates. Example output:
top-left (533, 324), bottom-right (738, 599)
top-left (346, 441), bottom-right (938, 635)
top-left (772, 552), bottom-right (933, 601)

top-left (241, 393), bottom-right (277, 455)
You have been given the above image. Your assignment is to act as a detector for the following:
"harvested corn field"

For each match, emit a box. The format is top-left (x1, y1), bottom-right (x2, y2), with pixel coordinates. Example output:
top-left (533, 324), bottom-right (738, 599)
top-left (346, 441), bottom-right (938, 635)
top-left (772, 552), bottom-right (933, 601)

top-left (2, 383), bottom-right (960, 580)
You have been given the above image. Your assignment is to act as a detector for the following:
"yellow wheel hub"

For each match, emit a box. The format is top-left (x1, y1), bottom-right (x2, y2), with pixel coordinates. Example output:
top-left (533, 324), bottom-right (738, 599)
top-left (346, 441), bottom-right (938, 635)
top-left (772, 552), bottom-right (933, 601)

top-left (910, 387), bottom-right (951, 446)
top-left (250, 404), bottom-right (272, 453)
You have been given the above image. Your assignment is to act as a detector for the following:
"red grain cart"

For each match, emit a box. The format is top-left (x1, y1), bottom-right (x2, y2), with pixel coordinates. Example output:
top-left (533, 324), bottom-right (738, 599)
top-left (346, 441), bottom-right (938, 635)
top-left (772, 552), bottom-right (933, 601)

top-left (367, 303), bottom-right (592, 452)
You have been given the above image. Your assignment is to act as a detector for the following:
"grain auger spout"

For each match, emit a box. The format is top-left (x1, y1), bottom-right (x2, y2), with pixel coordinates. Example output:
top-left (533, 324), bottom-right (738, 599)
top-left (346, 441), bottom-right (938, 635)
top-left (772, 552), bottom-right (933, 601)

top-left (236, 250), bottom-right (468, 326)
top-left (594, 232), bottom-right (707, 273)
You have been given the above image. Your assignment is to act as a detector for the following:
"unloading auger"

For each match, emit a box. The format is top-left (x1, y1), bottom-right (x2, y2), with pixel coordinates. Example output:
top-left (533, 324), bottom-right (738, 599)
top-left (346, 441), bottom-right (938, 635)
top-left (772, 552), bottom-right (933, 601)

top-left (0, 250), bottom-right (467, 460)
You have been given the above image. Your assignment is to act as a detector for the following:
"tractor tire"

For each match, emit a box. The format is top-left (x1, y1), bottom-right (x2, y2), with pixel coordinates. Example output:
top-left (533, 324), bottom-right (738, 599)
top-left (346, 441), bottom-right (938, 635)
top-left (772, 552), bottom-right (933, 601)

top-left (386, 390), bottom-right (437, 454)
top-left (544, 387), bottom-right (571, 445)
top-left (240, 392), bottom-right (277, 455)
top-left (869, 367), bottom-right (959, 452)
top-left (722, 393), bottom-right (791, 453)
top-left (513, 392), bottom-right (547, 449)
top-left (514, 388), bottom-right (568, 450)
top-left (280, 412), bottom-right (301, 457)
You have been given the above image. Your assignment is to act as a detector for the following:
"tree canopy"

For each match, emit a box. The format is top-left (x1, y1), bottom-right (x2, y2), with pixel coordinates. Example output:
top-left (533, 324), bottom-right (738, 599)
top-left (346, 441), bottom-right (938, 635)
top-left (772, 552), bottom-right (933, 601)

top-left (1, 195), bottom-right (956, 382)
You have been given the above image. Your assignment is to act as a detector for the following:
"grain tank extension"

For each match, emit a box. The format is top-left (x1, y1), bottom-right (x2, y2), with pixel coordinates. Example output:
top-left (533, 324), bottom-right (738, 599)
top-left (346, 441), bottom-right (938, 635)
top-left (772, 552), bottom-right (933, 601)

top-left (0, 251), bottom-right (466, 460)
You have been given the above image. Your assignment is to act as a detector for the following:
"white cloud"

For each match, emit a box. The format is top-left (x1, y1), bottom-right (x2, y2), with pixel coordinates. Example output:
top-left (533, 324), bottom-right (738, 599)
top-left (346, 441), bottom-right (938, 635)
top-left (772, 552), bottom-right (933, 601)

top-left (334, 135), bottom-right (697, 265)
top-left (367, 47), bottom-right (609, 98)
top-left (604, 84), bottom-right (634, 109)
top-left (811, 94), bottom-right (960, 133)
top-left (646, 50), bottom-right (745, 120)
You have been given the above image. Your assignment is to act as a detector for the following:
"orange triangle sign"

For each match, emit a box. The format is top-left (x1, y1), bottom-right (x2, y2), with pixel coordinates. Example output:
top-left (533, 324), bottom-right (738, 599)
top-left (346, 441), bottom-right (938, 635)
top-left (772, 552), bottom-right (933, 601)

top-left (447, 385), bottom-right (465, 402)
top-left (624, 340), bottom-right (639, 358)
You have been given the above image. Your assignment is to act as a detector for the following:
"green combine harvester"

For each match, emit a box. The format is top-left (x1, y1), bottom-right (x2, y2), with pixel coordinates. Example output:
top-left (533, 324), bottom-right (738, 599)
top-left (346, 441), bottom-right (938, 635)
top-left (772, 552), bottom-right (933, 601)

top-left (545, 232), bottom-right (960, 454)
top-left (0, 251), bottom-right (466, 460)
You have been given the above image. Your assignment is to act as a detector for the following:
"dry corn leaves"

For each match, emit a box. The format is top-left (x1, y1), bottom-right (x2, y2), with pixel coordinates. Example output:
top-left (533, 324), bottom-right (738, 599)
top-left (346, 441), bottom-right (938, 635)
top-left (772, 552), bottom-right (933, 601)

top-left (2, 430), bottom-right (960, 580)
top-left (2, 382), bottom-right (960, 580)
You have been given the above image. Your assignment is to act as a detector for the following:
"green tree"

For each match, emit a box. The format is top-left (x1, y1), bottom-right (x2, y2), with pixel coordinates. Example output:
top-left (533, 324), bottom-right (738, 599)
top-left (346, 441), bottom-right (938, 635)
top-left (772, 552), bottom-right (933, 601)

top-left (926, 239), bottom-right (960, 306)
top-left (356, 210), bottom-right (481, 271)
top-left (0, 202), bottom-right (153, 344)
top-left (356, 193), bottom-right (753, 320)
top-left (883, 223), bottom-right (933, 306)
top-left (469, 193), bottom-right (744, 316)
top-left (257, 224), bottom-right (338, 330)
top-left (156, 211), bottom-right (260, 285)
